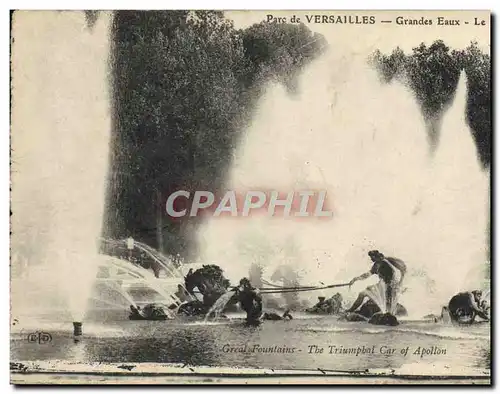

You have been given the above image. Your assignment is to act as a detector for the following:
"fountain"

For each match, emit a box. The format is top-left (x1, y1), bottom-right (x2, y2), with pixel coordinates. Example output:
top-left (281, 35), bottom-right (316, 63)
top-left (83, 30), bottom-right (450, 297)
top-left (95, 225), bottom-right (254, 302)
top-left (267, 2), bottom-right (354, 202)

top-left (195, 48), bottom-right (489, 319)
top-left (11, 12), bottom-right (192, 331)
top-left (204, 290), bottom-right (236, 322)
top-left (10, 11), bottom-right (113, 331)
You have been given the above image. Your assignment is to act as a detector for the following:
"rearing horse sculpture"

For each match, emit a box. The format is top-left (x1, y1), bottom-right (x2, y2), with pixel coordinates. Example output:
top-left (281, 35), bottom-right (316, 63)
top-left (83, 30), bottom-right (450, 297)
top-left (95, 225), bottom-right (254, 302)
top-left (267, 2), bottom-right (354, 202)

top-left (179, 265), bottom-right (234, 315)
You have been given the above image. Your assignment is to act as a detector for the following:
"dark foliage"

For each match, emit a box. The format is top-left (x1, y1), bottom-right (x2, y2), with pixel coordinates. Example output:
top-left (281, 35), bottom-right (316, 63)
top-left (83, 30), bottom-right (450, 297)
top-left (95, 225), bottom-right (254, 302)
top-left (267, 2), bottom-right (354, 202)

top-left (184, 264), bottom-right (232, 307)
top-left (371, 41), bottom-right (490, 167)
top-left (105, 11), bottom-right (326, 258)
top-left (461, 43), bottom-right (491, 168)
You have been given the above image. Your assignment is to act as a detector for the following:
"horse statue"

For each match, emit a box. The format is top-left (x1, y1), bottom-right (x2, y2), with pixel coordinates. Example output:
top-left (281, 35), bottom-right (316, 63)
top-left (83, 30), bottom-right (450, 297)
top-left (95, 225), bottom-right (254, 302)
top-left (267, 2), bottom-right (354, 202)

top-left (177, 264), bottom-right (234, 316)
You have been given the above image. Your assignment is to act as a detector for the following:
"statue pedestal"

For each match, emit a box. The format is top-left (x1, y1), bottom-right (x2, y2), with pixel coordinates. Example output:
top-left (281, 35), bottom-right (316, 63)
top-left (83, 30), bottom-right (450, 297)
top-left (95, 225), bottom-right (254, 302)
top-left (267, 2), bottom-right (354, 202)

top-left (368, 312), bottom-right (399, 326)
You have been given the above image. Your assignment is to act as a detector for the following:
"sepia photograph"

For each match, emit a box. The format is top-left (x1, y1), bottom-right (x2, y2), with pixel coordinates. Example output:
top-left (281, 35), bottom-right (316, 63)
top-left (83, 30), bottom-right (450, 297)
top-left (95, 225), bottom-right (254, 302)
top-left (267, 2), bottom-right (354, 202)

top-left (9, 9), bottom-right (491, 385)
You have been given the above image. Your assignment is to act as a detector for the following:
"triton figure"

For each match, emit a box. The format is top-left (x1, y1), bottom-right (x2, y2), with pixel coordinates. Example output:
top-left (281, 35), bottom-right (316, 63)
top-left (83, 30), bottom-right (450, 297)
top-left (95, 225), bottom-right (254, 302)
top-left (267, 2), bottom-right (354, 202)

top-left (447, 290), bottom-right (489, 324)
top-left (345, 250), bottom-right (407, 325)
top-left (234, 277), bottom-right (263, 324)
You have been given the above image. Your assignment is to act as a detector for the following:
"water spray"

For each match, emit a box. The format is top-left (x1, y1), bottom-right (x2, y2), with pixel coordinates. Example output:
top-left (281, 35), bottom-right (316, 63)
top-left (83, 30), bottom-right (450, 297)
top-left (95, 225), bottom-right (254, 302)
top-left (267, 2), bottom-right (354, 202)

top-left (196, 50), bottom-right (488, 318)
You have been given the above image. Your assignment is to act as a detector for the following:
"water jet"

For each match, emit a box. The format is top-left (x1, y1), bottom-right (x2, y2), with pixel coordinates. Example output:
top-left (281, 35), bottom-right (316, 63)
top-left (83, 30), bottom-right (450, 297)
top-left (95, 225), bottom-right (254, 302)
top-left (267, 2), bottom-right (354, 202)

top-left (195, 49), bottom-right (488, 317)
top-left (11, 11), bottom-right (114, 325)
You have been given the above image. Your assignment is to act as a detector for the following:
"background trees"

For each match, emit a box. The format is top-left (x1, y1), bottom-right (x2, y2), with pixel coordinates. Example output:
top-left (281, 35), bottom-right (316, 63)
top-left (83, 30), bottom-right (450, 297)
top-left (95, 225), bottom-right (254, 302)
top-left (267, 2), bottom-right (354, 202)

top-left (371, 40), bottom-right (490, 168)
top-left (105, 11), bottom-right (326, 258)
top-left (461, 43), bottom-right (491, 168)
top-left (106, 12), bottom-right (490, 263)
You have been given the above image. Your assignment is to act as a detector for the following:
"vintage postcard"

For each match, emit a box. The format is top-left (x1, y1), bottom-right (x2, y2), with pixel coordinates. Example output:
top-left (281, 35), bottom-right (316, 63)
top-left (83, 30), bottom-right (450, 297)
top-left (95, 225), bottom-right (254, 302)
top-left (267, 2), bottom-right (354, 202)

top-left (10, 10), bottom-right (491, 385)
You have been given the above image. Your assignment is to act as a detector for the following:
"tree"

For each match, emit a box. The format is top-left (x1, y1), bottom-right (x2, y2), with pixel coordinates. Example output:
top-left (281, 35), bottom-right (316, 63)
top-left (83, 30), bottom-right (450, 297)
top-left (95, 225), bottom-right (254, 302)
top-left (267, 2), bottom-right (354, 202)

top-left (106, 11), bottom-right (326, 258)
top-left (461, 42), bottom-right (491, 168)
top-left (107, 11), bottom-right (245, 255)
top-left (370, 40), bottom-right (490, 165)
top-left (370, 47), bottom-right (406, 84)
top-left (241, 21), bottom-right (327, 93)
top-left (184, 264), bottom-right (232, 308)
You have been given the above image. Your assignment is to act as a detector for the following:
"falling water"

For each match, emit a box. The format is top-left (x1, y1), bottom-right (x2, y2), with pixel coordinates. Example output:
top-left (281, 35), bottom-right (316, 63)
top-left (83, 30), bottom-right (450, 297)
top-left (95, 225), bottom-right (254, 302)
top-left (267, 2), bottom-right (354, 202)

top-left (94, 280), bottom-right (139, 309)
top-left (204, 291), bottom-right (236, 322)
top-left (196, 49), bottom-right (489, 317)
top-left (11, 11), bottom-right (112, 321)
top-left (364, 282), bottom-right (390, 314)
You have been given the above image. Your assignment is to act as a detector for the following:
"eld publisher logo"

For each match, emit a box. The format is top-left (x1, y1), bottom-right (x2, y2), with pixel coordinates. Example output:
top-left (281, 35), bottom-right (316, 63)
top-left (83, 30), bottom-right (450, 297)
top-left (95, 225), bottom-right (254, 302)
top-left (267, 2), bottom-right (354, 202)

top-left (27, 332), bottom-right (52, 344)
